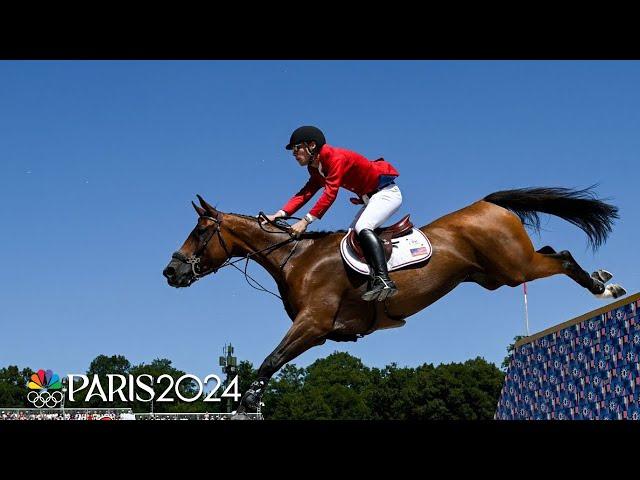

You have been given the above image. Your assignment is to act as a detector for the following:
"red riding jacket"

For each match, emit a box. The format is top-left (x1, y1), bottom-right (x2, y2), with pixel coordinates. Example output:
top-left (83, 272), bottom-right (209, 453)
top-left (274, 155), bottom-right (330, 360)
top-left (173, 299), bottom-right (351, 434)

top-left (281, 144), bottom-right (400, 219)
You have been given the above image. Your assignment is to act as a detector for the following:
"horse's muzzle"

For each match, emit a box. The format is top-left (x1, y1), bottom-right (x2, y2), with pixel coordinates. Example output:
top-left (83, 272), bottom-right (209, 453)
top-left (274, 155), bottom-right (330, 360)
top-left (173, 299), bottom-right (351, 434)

top-left (163, 258), bottom-right (197, 288)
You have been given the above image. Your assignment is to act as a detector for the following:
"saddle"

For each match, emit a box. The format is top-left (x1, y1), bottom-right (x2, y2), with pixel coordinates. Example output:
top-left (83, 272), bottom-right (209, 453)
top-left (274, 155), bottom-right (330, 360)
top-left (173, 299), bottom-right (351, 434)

top-left (347, 214), bottom-right (414, 263)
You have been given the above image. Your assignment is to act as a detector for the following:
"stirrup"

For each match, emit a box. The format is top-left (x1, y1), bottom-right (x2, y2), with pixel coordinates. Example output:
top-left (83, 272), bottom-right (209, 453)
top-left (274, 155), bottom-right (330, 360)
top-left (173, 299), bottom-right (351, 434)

top-left (376, 283), bottom-right (398, 302)
top-left (361, 276), bottom-right (397, 302)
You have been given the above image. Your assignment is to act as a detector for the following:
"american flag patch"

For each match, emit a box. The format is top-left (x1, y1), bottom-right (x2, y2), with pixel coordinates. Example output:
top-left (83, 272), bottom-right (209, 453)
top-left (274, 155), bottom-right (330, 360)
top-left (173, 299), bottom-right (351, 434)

top-left (410, 246), bottom-right (428, 256)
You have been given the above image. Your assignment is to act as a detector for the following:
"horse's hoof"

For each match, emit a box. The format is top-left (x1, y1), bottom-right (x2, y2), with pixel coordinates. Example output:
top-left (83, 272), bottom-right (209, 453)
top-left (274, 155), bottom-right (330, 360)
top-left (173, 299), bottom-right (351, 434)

top-left (595, 284), bottom-right (627, 299)
top-left (609, 284), bottom-right (627, 299)
top-left (230, 412), bottom-right (252, 421)
top-left (592, 269), bottom-right (613, 283)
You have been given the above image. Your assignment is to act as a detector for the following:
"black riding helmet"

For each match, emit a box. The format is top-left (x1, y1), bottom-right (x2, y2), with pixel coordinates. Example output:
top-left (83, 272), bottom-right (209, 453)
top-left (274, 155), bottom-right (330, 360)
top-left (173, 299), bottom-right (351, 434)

top-left (285, 126), bottom-right (326, 151)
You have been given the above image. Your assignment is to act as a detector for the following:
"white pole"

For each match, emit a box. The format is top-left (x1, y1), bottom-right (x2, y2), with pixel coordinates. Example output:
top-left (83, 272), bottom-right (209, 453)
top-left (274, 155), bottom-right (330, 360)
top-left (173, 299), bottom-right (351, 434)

top-left (523, 281), bottom-right (530, 336)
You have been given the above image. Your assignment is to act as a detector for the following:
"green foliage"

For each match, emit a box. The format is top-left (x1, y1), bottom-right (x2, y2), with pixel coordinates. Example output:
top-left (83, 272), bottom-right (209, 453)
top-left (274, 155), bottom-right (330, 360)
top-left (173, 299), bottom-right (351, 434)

top-left (0, 366), bottom-right (34, 407)
top-left (236, 360), bottom-right (257, 395)
top-left (1, 348), bottom-right (508, 418)
top-left (264, 352), bottom-right (374, 419)
top-left (501, 335), bottom-right (527, 371)
top-left (88, 354), bottom-right (131, 377)
top-left (261, 352), bottom-right (505, 420)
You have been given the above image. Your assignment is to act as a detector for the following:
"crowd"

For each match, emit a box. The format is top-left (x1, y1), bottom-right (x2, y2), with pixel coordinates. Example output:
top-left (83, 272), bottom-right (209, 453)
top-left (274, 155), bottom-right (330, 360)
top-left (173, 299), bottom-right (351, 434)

top-left (138, 413), bottom-right (261, 420)
top-left (0, 410), bottom-right (261, 420)
top-left (1, 409), bottom-right (135, 420)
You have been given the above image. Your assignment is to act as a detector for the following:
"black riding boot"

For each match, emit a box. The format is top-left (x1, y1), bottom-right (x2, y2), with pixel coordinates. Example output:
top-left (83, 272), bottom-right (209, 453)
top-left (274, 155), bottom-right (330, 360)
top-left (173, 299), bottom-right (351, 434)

top-left (358, 229), bottom-right (398, 301)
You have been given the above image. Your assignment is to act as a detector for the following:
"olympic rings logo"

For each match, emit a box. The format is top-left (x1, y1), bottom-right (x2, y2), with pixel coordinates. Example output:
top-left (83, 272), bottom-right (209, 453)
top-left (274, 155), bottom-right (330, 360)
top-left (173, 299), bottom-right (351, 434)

top-left (27, 390), bottom-right (64, 408)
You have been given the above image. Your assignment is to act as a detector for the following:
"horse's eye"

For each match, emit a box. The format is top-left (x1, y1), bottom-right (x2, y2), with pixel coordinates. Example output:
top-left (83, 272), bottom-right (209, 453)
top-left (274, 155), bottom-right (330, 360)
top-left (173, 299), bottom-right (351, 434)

top-left (197, 226), bottom-right (208, 235)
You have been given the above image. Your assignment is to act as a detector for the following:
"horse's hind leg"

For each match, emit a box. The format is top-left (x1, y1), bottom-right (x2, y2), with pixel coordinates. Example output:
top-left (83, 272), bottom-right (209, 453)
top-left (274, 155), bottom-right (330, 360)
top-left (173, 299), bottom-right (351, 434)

top-left (468, 248), bottom-right (566, 291)
top-left (526, 250), bottom-right (626, 299)
top-left (535, 247), bottom-right (613, 284)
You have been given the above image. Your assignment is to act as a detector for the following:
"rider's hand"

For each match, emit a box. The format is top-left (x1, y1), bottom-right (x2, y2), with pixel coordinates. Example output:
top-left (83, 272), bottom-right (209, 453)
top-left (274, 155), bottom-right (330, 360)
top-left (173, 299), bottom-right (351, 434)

top-left (350, 197), bottom-right (365, 205)
top-left (290, 219), bottom-right (309, 238)
top-left (261, 210), bottom-right (286, 224)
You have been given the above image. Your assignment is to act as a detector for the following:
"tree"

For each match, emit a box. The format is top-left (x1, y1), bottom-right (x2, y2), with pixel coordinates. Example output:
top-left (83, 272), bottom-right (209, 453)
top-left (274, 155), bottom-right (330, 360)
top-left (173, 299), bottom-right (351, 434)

top-left (501, 335), bottom-right (526, 371)
top-left (0, 366), bottom-right (34, 407)
top-left (88, 354), bottom-right (131, 377)
top-left (236, 360), bottom-right (257, 396)
top-left (265, 352), bottom-right (374, 420)
top-left (367, 363), bottom-right (421, 420)
top-left (412, 358), bottom-right (504, 420)
top-left (1, 350), bottom-right (507, 419)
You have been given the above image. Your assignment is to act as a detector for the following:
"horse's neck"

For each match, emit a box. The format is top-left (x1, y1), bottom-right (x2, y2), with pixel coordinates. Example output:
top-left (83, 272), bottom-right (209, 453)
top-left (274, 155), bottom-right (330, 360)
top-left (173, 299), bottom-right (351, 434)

top-left (225, 214), bottom-right (295, 281)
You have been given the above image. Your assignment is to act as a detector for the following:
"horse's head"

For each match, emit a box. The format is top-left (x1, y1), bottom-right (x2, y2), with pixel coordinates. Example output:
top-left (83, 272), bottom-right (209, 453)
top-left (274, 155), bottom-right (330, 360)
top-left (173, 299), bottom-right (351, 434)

top-left (163, 195), bottom-right (233, 288)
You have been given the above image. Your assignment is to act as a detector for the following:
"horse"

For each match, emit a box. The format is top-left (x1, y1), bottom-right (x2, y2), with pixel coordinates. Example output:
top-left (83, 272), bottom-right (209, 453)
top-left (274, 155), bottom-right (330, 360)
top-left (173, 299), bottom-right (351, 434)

top-left (162, 186), bottom-right (626, 417)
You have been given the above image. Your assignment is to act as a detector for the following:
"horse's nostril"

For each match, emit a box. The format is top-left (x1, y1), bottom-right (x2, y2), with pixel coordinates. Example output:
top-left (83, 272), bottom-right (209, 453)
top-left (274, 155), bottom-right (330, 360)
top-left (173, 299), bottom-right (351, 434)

top-left (163, 266), bottom-right (176, 278)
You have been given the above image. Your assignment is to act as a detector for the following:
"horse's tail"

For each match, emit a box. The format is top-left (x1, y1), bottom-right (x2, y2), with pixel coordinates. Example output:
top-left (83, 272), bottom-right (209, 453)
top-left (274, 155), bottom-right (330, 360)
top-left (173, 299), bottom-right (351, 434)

top-left (482, 185), bottom-right (619, 251)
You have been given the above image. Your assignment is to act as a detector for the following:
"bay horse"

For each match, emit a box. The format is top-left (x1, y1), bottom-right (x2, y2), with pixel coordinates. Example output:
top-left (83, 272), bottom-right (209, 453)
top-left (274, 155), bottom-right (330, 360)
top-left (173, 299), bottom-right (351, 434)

top-left (162, 186), bottom-right (626, 416)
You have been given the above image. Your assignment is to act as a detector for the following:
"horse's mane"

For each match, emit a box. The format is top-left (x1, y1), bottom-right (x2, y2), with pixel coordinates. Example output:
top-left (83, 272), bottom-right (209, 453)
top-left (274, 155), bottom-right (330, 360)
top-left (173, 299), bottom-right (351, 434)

top-left (227, 212), bottom-right (347, 238)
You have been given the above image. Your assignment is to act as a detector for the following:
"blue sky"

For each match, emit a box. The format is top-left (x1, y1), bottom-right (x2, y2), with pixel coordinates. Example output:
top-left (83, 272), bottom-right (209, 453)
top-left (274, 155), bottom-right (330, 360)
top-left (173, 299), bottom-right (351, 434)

top-left (1, 61), bottom-right (639, 382)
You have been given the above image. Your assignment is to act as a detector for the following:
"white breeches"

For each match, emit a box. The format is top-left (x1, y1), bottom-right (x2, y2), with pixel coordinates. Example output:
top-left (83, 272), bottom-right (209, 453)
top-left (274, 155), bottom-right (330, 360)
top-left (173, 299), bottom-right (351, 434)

top-left (351, 184), bottom-right (403, 234)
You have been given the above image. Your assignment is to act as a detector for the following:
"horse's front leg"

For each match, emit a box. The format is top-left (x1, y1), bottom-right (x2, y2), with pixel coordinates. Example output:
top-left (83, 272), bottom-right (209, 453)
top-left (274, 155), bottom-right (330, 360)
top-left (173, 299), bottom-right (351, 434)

top-left (234, 308), bottom-right (332, 415)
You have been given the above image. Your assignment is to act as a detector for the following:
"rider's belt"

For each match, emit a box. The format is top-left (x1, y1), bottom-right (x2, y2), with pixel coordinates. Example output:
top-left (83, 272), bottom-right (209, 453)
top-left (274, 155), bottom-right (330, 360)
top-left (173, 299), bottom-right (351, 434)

top-left (363, 175), bottom-right (397, 200)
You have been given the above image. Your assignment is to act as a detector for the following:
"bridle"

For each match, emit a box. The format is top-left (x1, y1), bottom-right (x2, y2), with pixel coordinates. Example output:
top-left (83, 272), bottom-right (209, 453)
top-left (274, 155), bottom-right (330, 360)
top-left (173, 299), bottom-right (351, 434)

top-left (171, 211), bottom-right (301, 298)
top-left (171, 212), bottom-right (226, 281)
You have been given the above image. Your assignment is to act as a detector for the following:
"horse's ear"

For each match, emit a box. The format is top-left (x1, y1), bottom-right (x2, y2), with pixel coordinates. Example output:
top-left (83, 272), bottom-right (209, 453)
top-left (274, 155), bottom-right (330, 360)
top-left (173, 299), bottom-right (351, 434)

top-left (192, 201), bottom-right (206, 217)
top-left (196, 194), bottom-right (217, 214)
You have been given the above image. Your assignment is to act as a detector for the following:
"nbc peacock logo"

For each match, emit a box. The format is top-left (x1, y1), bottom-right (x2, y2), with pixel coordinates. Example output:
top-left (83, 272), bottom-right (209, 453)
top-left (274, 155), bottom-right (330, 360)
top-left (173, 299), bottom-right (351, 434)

top-left (27, 369), bottom-right (64, 408)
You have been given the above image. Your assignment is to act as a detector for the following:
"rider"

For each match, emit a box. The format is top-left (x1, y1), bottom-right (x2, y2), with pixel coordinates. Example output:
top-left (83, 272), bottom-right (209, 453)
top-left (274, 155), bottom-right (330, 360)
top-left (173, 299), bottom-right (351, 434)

top-left (265, 126), bottom-right (403, 301)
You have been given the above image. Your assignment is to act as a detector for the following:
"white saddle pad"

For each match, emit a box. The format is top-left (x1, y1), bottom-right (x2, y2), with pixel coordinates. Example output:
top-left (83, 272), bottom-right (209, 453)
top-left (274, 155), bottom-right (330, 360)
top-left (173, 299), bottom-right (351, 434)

top-left (340, 228), bottom-right (433, 275)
